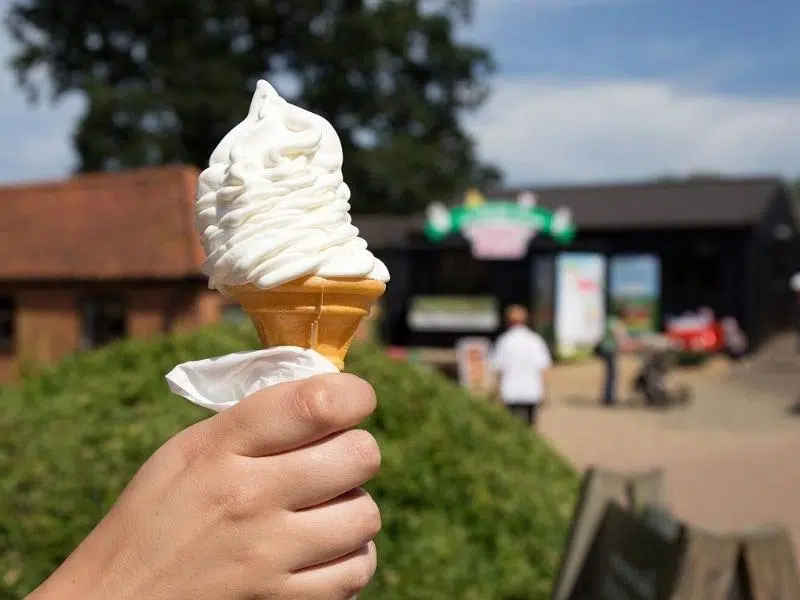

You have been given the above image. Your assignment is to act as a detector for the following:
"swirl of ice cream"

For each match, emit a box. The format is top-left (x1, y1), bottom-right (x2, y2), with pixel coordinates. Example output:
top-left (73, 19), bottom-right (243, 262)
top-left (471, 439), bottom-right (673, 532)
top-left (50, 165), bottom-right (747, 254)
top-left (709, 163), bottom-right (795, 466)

top-left (196, 80), bottom-right (390, 291)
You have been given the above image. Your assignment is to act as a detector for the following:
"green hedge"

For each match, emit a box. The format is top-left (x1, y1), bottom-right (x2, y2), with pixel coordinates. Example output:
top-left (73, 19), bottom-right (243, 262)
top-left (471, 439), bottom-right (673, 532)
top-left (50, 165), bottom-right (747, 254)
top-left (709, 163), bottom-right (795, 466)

top-left (0, 323), bottom-right (578, 599)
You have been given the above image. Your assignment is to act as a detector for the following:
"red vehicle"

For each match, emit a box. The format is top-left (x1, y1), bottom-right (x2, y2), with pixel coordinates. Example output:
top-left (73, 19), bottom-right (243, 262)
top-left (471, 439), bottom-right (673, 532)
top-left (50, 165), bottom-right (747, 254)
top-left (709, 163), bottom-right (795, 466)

top-left (665, 312), bottom-right (725, 353)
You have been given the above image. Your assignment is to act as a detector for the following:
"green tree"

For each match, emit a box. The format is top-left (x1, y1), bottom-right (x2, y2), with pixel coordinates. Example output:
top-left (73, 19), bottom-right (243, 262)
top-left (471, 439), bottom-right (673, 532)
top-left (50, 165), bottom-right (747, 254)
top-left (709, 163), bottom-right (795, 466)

top-left (5, 0), bottom-right (501, 213)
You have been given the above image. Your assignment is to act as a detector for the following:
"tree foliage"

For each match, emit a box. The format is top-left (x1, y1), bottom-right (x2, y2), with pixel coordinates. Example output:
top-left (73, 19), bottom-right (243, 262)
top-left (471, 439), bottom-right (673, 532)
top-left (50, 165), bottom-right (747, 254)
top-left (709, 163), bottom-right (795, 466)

top-left (5, 0), bottom-right (502, 213)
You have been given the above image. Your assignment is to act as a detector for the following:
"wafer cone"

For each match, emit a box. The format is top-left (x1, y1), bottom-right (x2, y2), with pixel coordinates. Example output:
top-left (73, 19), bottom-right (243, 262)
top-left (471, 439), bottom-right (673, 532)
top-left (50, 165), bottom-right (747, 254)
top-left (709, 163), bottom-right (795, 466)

top-left (228, 275), bottom-right (386, 370)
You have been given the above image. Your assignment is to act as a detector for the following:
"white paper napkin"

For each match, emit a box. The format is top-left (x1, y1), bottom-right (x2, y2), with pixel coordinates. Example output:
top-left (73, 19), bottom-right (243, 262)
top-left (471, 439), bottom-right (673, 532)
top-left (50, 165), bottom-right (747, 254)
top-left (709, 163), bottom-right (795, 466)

top-left (165, 346), bottom-right (339, 412)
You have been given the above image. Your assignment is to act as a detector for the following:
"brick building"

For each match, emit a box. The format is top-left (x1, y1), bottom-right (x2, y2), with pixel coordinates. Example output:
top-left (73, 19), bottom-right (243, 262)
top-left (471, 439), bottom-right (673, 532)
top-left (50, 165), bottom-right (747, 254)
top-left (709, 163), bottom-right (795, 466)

top-left (0, 166), bottom-right (223, 381)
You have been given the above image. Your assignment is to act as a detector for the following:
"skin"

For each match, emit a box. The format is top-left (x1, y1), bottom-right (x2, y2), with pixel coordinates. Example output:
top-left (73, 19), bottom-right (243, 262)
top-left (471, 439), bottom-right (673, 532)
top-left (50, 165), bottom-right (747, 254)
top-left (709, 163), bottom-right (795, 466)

top-left (27, 373), bottom-right (381, 600)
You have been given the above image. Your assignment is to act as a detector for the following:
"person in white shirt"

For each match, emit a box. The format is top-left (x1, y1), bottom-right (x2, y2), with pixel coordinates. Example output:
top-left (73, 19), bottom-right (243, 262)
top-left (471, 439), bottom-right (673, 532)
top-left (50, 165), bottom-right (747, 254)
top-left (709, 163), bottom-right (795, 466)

top-left (491, 305), bottom-right (553, 426)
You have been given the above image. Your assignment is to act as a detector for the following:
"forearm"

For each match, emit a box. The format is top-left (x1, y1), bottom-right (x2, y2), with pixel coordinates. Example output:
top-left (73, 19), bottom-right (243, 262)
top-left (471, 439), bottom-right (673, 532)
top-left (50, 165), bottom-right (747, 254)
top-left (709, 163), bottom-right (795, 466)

top-left (26, 518), bottom-right (121, 600)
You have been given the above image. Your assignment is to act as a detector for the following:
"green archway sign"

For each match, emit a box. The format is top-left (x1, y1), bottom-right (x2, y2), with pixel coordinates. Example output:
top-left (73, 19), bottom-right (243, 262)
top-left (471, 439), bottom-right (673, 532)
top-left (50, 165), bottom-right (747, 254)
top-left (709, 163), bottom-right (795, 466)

top-left (424, 189), bottom-right (576, 260)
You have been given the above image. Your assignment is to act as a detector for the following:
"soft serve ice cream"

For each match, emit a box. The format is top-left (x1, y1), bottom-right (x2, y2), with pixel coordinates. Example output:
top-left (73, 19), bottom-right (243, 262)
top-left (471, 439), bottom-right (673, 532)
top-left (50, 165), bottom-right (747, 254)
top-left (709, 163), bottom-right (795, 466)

top-left (168, 84), bottom-right (388, 597)
top-left (168, 77), bottom-right (389, 387)
top-left (196, 79), bottom-right (389, 291)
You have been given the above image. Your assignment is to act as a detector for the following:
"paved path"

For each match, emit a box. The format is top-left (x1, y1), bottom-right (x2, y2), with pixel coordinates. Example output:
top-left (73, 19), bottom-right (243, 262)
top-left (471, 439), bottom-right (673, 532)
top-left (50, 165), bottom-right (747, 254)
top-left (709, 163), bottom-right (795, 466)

top-left (538, 355), bottom-right (800, 561)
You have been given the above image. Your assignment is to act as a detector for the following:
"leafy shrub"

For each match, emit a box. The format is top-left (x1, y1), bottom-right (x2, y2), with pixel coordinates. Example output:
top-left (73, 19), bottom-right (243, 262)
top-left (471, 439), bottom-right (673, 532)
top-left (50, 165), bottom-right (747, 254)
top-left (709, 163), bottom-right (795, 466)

top-left (0, 323), bottom-right (577, 599)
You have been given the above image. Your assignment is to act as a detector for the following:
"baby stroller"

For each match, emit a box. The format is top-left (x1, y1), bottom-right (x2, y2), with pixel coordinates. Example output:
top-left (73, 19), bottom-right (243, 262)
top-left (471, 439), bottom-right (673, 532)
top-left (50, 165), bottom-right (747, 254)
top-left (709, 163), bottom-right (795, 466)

top-left (631, 339), bottom-right (691, 408)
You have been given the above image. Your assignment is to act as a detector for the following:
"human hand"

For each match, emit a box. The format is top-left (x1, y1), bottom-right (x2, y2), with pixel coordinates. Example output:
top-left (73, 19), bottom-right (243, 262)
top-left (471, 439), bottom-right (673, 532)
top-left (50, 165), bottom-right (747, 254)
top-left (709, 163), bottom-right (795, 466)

top-left (28, 374), bottom-right (381, 600)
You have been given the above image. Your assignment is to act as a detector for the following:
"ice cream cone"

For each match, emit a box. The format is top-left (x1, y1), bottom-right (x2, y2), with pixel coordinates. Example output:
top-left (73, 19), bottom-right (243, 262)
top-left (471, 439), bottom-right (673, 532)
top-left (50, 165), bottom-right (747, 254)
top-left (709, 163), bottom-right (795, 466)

top-left (228, 275), bottom-right (386, 370)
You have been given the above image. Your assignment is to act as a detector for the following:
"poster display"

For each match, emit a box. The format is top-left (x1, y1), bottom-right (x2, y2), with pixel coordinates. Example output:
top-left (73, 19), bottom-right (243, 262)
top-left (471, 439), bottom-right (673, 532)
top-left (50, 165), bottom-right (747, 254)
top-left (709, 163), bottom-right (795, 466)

top-left (555, 253), bottom-right (606, 359)
top-left (609, 255), bottom-right (661, 334)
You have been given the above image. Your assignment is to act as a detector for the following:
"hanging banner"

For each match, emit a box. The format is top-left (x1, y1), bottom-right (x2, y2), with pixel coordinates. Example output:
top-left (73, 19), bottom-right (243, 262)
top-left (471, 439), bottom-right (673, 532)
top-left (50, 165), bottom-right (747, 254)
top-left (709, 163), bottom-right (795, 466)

top-left (424, 189), bottom-right (576, 260)
top-left (555, 253), bottom-right (606, 360)
top-left (609, 255), bottom-right (661, 334)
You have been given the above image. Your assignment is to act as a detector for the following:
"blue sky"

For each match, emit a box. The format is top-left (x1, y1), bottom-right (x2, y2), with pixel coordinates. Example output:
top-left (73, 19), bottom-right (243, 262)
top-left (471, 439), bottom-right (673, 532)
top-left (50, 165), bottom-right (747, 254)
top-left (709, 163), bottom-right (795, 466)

top-left (1, 0), bottom-right (798, 186)
top-left (463, 0), bottom-right (800, 184)
top-left (470, 0), bottom-right (798, 96)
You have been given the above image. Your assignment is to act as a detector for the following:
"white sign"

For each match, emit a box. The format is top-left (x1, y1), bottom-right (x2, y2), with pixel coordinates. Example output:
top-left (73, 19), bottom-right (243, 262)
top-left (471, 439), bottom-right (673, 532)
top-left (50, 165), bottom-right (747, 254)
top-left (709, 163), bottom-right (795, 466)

top-left (407, 296), bottom-right (500, 332)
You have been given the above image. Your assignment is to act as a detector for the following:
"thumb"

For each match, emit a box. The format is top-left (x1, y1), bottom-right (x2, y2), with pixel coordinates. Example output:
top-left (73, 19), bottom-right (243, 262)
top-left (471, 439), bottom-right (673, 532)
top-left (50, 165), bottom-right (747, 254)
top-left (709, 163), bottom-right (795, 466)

top-left (207, 373), bottom-right (377, 458)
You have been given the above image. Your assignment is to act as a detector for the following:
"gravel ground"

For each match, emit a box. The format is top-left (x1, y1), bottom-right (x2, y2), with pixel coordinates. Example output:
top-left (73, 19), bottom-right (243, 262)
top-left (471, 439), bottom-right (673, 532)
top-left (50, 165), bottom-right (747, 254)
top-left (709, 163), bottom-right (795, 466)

top-left (537, 353), bottom-right (800, 564)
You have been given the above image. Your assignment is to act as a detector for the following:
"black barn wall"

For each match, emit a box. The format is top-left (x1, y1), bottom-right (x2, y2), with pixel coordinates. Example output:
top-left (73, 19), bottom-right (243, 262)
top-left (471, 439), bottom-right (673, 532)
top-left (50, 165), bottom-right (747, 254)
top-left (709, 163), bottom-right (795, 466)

top-left (576, 227), bottom-right (750, 336)
top-left (746, 190), bottom-right (799, 348)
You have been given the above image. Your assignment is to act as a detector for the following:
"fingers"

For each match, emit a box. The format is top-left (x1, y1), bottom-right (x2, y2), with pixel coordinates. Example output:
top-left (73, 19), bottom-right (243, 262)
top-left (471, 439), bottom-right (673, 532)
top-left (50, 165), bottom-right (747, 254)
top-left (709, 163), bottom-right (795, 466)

top-left (282, 542), bottom-right (378, 600)
top-left (210, 373), bottom-right (377, 457)
top-left (270, 429), bottom-right (381, 510)
top-left (283, 488), bottom-right (381, 571)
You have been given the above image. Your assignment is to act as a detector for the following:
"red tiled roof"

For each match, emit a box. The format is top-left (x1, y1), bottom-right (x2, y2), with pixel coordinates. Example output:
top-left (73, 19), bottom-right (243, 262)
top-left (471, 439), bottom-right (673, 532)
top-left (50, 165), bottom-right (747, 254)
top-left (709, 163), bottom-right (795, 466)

top-left (0, 165), bottom-right (205, 280)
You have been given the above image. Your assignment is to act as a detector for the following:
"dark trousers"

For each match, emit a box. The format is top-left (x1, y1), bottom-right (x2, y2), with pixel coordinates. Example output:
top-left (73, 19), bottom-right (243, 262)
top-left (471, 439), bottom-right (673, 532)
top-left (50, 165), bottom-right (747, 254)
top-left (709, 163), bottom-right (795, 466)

top-left (506, 402), bottom-right (540, 426)
top-left (602, 352), bottom-right (617, 406)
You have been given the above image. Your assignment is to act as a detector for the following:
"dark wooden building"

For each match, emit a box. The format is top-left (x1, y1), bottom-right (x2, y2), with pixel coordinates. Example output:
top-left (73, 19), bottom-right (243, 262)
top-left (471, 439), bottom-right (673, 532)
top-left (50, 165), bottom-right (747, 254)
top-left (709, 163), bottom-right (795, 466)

top-left (354, 177), bottom-right (799, 352)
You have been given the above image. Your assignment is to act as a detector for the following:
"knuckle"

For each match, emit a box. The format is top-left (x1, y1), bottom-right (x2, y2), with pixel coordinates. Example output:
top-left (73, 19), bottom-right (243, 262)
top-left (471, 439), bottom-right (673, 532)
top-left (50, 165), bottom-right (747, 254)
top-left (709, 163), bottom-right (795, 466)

top-left (343, 374), bottom-right (377, 415)
top-left (211, 469), bottom-right (261, 521)
top-left (171, 422), bottom-right (213, 469)
top-left (348, 430), bottom-right (381, 474)
top-left (293, 377), bottom-right (337, 428)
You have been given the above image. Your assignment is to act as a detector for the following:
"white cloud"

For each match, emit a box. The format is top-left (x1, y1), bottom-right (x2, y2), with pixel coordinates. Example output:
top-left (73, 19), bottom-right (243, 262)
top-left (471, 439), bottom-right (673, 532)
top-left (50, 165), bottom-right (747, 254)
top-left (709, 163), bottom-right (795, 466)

top-left (466, 76), bottom-right (800, 184)
top-left (474, 0), bottom-right (641, 15)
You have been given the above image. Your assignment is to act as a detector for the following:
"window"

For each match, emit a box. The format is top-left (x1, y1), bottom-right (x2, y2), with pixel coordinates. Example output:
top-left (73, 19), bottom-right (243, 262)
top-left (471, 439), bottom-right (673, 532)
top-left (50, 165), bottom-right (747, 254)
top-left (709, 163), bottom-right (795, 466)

top-left (81, 297), bottom-right (126, 349)
top-left (0, 296), bottom-right (14, 351)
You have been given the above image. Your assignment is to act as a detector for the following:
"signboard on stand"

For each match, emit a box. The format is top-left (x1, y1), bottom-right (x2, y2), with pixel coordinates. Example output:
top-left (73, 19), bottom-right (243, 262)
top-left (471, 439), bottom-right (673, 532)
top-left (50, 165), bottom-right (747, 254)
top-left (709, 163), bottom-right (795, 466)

top-left (609, 255), bottom-right (661, 334)
top-left (555, 253), bottom-right (606, 360)
top-left (424, 188), bottom-right (576, 260)
top-left (455, 337), bottom-right (493, 395)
